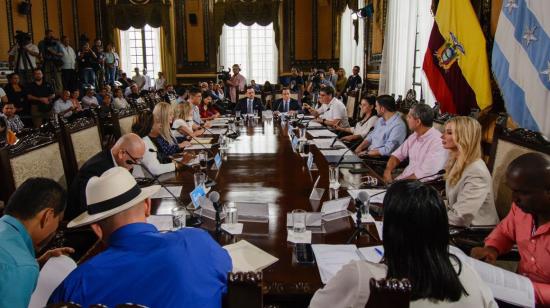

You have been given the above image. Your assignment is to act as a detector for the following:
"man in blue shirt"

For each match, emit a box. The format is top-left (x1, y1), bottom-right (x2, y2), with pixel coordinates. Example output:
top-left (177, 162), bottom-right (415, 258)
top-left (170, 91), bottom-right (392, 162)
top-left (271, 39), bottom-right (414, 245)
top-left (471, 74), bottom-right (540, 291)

top-left (49, 167), bottom-right (232, 307)
top-left (354, 95), bottom-right (407, 157)
top-left (0, 178), bottom-right (73, 307)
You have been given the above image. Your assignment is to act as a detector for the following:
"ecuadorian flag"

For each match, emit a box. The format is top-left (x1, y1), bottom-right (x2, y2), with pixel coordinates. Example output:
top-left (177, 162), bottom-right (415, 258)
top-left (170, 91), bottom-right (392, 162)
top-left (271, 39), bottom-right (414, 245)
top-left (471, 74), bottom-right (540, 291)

top-left (492, 0), bottom-right (550, 138)
top-left (423, 0), bottom-right (492, 115)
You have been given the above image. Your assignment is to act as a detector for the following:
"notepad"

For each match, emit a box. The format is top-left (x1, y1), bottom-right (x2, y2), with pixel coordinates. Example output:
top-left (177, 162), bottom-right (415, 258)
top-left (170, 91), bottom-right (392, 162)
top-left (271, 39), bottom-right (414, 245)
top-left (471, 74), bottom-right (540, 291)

top-left (235, 202), bottom-right (269, 223)
top-left (151, 186), bottom-right (182, 199)
top-left (309, 130), bottom-right (337, 138)
top-left (147, 215), bottom-right (173, 231)
top-left (29, 255), bottom-right (77, 308)
top-left (224, 240), bottom-right (279, 272)
top-left (191, 137), bottom-right (213, 144)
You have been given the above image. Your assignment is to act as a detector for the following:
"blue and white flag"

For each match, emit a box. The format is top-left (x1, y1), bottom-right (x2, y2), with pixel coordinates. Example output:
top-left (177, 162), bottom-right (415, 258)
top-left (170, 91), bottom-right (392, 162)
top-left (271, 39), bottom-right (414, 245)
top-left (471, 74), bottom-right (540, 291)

top-left (492, 0), bottom-right (550, 138)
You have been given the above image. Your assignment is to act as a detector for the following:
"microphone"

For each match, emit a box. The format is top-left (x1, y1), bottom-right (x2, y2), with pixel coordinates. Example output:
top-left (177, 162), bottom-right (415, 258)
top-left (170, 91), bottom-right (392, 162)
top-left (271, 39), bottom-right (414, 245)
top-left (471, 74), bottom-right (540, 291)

top-left (209, 191), bottom-right (222, 234)
top-left (171, 127), bottom-right (218, 157)
top-left (149, 148), bottom-right (156, 153)
top-left (192, 119), bottom-right (217, 136)
top-left (126, 160), bottom-right (185, 207)
top-left (334, 138), bottom-right (364, 166)
top-left (416, 169), bottom-right (446, 182)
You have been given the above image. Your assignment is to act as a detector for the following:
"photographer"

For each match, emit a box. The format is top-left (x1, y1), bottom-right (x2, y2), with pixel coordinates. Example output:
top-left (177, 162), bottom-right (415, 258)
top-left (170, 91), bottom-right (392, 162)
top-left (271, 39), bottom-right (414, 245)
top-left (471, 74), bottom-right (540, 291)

top-left (8, 31), bottom-right (40, 85)
top-left (306, 70), bottom-right (333, 106)
top-left (38, 29), bottom-right (64, 93)
top-left (225, 64), bottom-right (246, 103)
top-left (78, 42), bottom-right (98, 88)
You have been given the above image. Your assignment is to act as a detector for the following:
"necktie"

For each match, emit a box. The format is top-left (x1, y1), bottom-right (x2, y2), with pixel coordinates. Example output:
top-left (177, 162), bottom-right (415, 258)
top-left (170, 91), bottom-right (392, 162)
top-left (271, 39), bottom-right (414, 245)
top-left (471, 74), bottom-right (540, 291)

top-left (284, 101), bottom-right (289, 112)
top-left (248, 99), bottom-right (252, 114)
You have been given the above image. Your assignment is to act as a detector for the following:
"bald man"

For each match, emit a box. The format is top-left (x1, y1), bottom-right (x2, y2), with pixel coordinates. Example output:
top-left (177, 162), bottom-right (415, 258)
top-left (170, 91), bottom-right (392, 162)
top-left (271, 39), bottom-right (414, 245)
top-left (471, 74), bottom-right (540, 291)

top-left (471, 153), bottom-right (550, 305)
top-left (66, 133), bottom-right (146, 220)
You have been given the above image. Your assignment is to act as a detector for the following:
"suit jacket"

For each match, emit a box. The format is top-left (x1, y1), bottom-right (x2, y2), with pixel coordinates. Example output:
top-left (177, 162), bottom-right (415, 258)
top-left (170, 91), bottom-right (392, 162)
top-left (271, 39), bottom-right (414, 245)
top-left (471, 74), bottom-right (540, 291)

top-left (66, 149), bottom-right (115, 220)
top-left (234, 97), bottom-right (263, 115)
top-left (272, 98), bottom-right (300, 112)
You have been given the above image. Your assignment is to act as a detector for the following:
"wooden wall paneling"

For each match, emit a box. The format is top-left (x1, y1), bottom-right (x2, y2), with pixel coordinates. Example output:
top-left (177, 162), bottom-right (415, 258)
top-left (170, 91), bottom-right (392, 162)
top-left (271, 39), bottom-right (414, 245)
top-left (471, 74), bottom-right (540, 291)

top-left (11, 0), bottom-right (29, 40)
top-left (185, 0), bottom-right (205, 62)
top-left (46, 0), bottom-right (61, 37)
top-left (317, 0), bottom-right (333, 60)
top-left (0, 0), bottom-right (12, 62)
top-left (30, 0), bottom-right (45, 42)
top-left (293, 0), bottom-right (313, 61)
top-left (77, 0), bottom-right (97, 41)
top-left (61, 0), bottom-right (76, 44)
top-left (71, 0), bottom-right (79, 46)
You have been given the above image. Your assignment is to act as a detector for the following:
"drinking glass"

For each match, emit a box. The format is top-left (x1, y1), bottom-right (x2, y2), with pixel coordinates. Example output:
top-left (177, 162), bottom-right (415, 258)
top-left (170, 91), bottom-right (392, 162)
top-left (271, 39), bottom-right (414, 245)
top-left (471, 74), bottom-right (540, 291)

top-left (299, 127), bottom-right (307, 140)
top-left (235, 110), bottom-right (241, 119)
top-left (303, 141), bottom-right (310, 155)
top-left (199, 150), bottom-right (208, 171)
top-left (224, 202), bottom-right (238, 224)
top-left (292, 209), bottom-right (307, 234)
top-left (171, 207), bottom-right (187, 230)
top-left (328, 165), bottom-right (340, 189)
top-left (359, 196), bottom-right (370, 218)
top-left (194, 171), bottom-right (206, 189)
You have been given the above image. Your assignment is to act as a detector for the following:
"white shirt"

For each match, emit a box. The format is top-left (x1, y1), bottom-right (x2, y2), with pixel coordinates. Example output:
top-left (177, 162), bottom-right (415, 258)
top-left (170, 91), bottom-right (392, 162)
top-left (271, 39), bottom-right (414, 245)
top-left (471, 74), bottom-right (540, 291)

top-left (0, 88), bottom-right (6, 99)
top-left (155, 78), bottom-right (166, 90)
top-left (172, 118), bottom-right (192, 139)
top-left (352, 115), bottom-right (378, 138)
top-left (132, 136), bottom-right (175, 177)
top-left (310, 258), bottom-right (497, 308)
top-left (317, 97), bottom-right (349, 128)
top-left (60, 44), bottom-right (76, 70)
top-left (53, 98), bottom-right (74, 117)
top-left (9, 44), bottom-right (39, 70)
top-left (143, 75), bottom-right (152, 90)
top-left (132, 75), bottom-right (146, 89)
top-left (113, 97), bottom-right (129, 110)
top-left (81, 95), bottom-right (99, 109)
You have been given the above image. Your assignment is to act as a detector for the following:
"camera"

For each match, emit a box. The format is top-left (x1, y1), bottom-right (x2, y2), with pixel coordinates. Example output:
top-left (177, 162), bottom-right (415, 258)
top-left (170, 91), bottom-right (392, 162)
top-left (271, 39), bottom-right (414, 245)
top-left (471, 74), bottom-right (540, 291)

top-left (217, 67), bottom-right (231, 82)
top-left (14, 31), bottom-right (31, 47)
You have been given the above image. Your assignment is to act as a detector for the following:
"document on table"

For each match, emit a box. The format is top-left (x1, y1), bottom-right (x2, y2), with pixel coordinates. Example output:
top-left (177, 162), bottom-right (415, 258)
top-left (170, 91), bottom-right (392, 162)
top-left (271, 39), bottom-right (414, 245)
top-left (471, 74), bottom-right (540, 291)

top-left (319, 148), bottom-right (355, 157)
top-left (147, 215), bottom-right (173, 231)
top-left (29, 255), bottom-right (77, 308)
top-left (184, 144), bottom-right (214, 150)
top-left (307, 121), bottom-right (324, 128)
top-left (151, 186), bottom-right (182, 199)
top-left (311, 138), bottom-right (346, 149)
top-left (224, 240), bottom-right (279, 272)
top-left (309, 130), bottom-right (337, 138)
top-left (449, 246), bottom-right (535, 307)
top-left (191, 137), bottom-right (213, 144)
top-left (235, 202), bottom-right (269, 223)
top-left (347, 189), bottom-right (386, 204)
top-left (204, 127), bottom-right (228, 135)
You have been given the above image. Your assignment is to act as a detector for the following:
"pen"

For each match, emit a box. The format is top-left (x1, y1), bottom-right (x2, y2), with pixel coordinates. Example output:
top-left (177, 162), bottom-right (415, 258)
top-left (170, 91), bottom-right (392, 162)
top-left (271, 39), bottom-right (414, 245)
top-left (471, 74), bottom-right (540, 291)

top-left (374, 247), bottom-right (384, 257)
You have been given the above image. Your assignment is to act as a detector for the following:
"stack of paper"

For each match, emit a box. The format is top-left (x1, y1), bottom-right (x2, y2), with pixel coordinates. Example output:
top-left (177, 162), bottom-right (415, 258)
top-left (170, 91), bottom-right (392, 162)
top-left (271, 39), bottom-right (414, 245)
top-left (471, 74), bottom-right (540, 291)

top-left (191, 137), bottom-right (213, 144)
top-left (311, 138), bottom-right (346, 149)
top-left (320, 148), bottom-right (355, 157)
top-left (184, 144), bottom-right (214, 150)
top-left (309, 130), bottom-right (337, 138)
top-left (236, 202), bottom-right (269, 223)
top-left (151, 186), bottom-right (182, 199)
top-left (29, 256), bottom-right (77, 308)
top-left (147, 215), bottom-right (173, 231)
top-left (224, 240), bottom-right (279, 272)
top-left (307, 121), bottom-right (324, 128)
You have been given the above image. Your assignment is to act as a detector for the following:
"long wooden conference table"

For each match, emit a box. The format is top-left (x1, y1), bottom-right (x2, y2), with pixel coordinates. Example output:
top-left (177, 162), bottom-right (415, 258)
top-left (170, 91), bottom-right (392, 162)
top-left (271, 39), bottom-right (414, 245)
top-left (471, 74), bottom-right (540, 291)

top-left (151, 117), bottom-right (383, 306)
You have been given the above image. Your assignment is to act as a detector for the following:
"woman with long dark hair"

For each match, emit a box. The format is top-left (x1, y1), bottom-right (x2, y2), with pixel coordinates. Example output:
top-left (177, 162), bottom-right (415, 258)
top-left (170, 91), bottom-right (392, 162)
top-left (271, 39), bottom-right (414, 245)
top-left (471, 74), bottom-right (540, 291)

top-left (310, 180), bottom-right (497, 307)
top-left (335, 95), bottom-right (378, 143)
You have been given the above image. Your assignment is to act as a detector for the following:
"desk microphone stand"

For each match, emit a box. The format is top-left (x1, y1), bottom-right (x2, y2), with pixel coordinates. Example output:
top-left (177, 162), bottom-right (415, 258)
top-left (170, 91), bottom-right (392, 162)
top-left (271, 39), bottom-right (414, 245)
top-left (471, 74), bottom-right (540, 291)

top-left (346, 192), bottom-right (377, 244)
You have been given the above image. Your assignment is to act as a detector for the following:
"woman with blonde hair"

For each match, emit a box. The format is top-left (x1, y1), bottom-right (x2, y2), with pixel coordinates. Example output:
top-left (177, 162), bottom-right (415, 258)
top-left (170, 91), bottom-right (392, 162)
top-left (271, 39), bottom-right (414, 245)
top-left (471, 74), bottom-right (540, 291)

top-left (441, 116), bottom-right (499, 227)
top-left (335, 68), bottom-right (348, 97)
top-left (172, 102), bottom-right (204, 142)
top-left (151, 102), bottom-right (189, 160)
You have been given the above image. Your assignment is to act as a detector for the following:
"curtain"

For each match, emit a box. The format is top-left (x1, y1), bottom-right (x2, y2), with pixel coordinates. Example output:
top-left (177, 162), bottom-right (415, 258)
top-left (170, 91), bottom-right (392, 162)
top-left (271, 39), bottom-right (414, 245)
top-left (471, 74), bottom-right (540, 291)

top-left (159, 25), bottom-right (175, 85)
top-left (378, 0), bottom-right (436, 105)
top-left (339, 1), bottom-right (365, 76)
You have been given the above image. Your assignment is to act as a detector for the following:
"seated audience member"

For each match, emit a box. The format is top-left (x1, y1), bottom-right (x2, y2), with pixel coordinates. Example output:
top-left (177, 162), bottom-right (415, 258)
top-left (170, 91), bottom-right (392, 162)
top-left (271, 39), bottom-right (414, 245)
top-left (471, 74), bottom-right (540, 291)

top-left (310, 180), bottom-right (497, 308)
top-left (49, 167), bottom-right (232, 307)
top-left (212, 82), bottom-right (225, 101)
top-left (335, 68), bottom-right (348, 97)
top-left (81, 87), bottom-right (99, 109)
top-left (113, 87), bottom-right (129, 110)
top-left (0, 178), bottom-right (74, 307)
top-left (199, 91), bottom-right (220, 121)
top-left (69, 89), bottom-right (83, 112)
top-left (97, 94), bottom-right (113, 118)
top-left (383, 103), bottom-right (448, 183)
top-left (304, 86), bottom-right (349, 128)
top-left (118, 72), bottom-right (132, 90)
top-left (66, 133), bottom-right (146, 220)
top-left (26, 69), bottom-right (55, 128)
top-left (471, 153), bottom-right (550, 305)
top-left (2, 102), bottom-right (25, 132)
top-left (131, 110), bottom-right (176, 175)
top-left (272, 87), bottom-right (300, 114)
top-left (126, 83), bottom-right (140, 101)
top-left (354, 95), bottom-right (407, 157)
top-left (53, 90), bottom-right (77, 118)
top-left (173, 102), bottom-right (204, 142)
top-left (335, 96), bottom-right (378, 143)
top-left (4, 73), bottom-right (29, 121)
top-left (152, 102), bottom-right (189, 158)
top-left (234, 86), bottom-right (263, 115)
top-left (442, 116), bottom-right (499, 227)
top-left (0, 116), bottom-right (17, 146)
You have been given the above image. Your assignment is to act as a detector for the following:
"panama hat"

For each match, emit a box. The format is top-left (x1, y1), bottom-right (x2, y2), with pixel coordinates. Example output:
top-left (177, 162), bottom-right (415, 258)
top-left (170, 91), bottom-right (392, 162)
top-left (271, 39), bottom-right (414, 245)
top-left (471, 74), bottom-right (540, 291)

top-left (68, 167), bottom-right (160, 228)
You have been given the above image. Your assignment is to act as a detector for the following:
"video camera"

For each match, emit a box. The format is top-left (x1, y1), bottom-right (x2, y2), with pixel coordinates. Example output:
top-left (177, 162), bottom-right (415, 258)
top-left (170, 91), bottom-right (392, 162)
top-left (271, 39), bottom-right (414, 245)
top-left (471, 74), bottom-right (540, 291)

top-left (217, 66), bottom-right (231, 82)
top-left (14, 31), bottom-right (31, 47)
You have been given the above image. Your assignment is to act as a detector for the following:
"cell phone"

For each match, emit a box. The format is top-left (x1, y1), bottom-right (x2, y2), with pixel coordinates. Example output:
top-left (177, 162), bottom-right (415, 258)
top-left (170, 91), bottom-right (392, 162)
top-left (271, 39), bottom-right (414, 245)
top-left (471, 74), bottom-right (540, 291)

top-left (295, 243), bottom-right (315, 264)
top-left (349, 168), bottom-right (370, 174)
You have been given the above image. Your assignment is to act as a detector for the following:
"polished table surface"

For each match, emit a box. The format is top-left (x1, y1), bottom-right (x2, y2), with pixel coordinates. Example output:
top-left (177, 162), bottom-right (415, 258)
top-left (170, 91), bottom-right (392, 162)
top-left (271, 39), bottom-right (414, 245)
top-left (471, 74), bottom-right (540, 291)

top-left (151, 118), bottom-right (382, 305)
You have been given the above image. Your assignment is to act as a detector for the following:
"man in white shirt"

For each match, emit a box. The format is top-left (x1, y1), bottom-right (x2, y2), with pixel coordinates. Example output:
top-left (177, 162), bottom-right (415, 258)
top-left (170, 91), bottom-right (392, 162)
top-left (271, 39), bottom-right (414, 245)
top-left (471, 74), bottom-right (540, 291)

top-left (60, 35), bottom-right (77, 92)
top-left (142, 68), bottom-right (152, 91)
top-left (132, 67), bottom-right (146, 90)
top-left (53, 90), bottom-right (76, 118)
top-left (81, 88), bottom-right (99, 109)
top-left (304, 86), bottom-right (349, 128)
top-left (8, 32), bottom-right (40, 85)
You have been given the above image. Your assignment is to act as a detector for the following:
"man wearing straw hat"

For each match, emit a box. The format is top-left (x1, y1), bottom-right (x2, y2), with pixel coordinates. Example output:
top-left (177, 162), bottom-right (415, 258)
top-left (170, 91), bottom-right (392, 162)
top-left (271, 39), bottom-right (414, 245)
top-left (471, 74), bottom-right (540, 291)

top-left (49, 167), bottom-right (232, 307)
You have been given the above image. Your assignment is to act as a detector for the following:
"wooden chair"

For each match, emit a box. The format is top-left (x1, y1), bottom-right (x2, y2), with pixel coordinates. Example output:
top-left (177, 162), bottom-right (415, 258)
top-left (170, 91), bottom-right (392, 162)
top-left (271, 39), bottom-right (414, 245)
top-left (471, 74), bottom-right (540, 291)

top-left (0, 129), bottom-right (70, 203)
top-left (365, 278), bottom-right (412, 308)
top-left (59, 115), bottom-right (103, 185)
top-left (114, 108), bottom-right (138, 137)
top-left (487, 115), bottom-right (550, 219)
top-left (223, 272), bottom-right (263, 308)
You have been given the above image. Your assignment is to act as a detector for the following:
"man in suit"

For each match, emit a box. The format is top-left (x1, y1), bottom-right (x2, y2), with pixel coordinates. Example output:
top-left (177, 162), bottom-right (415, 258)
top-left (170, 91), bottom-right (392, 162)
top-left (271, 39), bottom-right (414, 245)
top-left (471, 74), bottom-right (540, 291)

top-left (272, 87), bottom-right (300, 115)
top-left (65, 133), bottom-right (145, 220)
top-left (235, 86), bottom-right (263, 115)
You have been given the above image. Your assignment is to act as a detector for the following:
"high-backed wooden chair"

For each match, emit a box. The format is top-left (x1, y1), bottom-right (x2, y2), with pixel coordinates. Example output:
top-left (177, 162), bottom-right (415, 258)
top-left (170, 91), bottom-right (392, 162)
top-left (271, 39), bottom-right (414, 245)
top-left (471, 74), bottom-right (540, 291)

top-left (114, 108), bottom-right (138, 138)
top-left (487, 115), bottom-right (550, 219)
top-left (60, 116), bottom-right (103, 185)
top-left (0, 130), bottom-right (70, 203)
top-left (365, 278), bottom-right (412, 308)
top-left (223, 272), bottom-right (263, 308)
top-left (346, 92), bottom-right (357, 120)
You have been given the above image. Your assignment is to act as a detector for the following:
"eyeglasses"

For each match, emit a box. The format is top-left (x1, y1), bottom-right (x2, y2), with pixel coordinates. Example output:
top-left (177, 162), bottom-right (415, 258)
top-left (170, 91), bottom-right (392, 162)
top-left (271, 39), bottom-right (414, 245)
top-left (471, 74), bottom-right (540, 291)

top-left (125, 150), bottom-right (143, 165)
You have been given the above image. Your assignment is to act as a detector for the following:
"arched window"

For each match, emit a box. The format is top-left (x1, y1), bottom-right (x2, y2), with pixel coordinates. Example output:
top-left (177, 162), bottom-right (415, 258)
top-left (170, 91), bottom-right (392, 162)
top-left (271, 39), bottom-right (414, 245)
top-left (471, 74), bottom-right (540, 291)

top-left (119, 24), bottom-right (161, 80)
